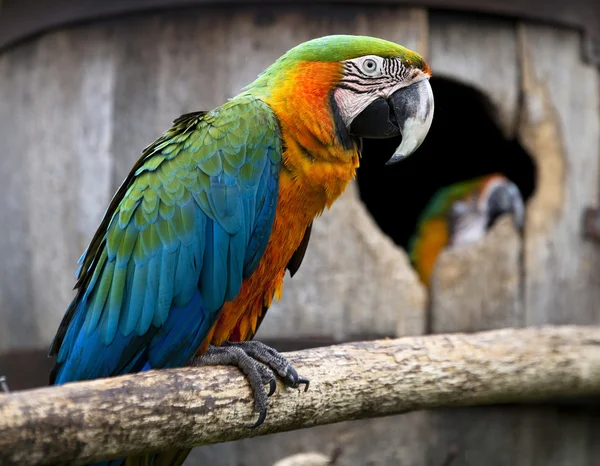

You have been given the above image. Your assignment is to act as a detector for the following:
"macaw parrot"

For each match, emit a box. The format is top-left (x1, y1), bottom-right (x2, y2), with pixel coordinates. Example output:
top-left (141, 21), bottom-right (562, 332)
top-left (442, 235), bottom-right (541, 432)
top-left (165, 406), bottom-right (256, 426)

top-left (48, 35), bottom-right (434, 466)
top-left (409, 173), bottom-right (524, 286)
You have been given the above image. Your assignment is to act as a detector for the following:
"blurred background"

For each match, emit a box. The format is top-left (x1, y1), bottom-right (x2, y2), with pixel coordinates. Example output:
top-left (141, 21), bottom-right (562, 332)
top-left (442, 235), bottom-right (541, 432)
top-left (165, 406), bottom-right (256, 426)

top-left (0, 1), bottom-right (599, 465)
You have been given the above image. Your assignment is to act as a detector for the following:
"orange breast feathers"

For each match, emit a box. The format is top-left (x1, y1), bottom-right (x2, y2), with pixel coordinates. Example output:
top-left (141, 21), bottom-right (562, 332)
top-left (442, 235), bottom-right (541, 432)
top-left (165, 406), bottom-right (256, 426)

top-left (200, 61), bottom-right (361, 351)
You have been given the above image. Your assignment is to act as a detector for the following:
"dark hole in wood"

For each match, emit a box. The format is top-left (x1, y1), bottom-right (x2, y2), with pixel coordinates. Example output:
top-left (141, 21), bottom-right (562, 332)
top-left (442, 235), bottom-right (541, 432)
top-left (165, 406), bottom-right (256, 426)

top-left (356, 76), bottom-right (537, 252)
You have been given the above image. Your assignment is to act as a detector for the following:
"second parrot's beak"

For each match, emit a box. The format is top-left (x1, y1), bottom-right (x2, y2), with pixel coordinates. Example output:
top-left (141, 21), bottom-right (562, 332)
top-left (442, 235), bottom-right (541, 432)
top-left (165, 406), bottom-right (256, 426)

top-left (486, 182), bottom-right (525, 232)
top-left (349, 78), bottom-right (434, 165)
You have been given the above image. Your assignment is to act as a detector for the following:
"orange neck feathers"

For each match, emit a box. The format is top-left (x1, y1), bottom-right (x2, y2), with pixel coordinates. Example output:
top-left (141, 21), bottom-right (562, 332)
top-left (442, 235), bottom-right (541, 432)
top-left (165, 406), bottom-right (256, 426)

top-left (263, 61), bottom-right (360, 209)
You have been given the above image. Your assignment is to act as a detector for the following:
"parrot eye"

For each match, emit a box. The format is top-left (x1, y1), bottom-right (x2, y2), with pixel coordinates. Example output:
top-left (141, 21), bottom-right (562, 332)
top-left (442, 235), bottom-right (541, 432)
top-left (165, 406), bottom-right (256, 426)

top-left (361, 58), bottom-right (380, 75)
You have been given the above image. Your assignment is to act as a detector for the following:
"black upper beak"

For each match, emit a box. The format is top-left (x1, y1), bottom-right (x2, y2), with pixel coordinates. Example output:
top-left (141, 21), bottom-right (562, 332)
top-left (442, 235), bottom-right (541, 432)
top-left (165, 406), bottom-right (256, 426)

top-left (349, 78), bottom-right (434, 165)
top-left (487, 182), bottom-right (525, 232)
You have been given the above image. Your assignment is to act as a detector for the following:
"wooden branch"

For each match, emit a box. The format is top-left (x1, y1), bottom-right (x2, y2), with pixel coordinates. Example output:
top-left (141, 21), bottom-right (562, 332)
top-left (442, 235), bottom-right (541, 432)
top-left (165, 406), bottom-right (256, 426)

top-left (1, 326), bottom-right (600, 466)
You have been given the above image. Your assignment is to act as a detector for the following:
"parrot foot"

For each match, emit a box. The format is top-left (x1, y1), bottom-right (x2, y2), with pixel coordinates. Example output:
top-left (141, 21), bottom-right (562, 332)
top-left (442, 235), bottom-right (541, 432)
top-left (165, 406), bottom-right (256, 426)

top-left (191, 341), bottom-right (309, 429)
top-left (0, 375), bottom-right (9, 393)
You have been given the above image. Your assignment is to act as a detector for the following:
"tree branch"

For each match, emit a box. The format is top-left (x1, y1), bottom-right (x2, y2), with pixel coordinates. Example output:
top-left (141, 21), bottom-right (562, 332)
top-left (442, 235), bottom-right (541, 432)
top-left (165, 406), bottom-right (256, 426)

top-left (1, 326), bottom-right (600, 466)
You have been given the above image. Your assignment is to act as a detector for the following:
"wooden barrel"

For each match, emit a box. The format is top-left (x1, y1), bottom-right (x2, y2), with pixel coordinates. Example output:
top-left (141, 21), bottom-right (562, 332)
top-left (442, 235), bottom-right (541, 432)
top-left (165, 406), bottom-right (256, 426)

top-left (0, 3), bottom-right (599, 465)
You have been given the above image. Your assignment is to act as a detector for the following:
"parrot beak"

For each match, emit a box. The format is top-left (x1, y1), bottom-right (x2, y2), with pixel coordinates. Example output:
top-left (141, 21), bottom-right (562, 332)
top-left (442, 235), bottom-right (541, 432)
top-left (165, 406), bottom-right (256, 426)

top-left (486, 182), bottom-right (525, 232)
top-left (349, 78), bottom-right (434, 165)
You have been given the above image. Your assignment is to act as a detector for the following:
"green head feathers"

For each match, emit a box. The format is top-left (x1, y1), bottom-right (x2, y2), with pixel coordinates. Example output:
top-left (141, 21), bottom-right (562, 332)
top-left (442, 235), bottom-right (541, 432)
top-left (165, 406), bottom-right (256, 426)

top-left (276, 35), bottom-right (427, 67)
top-left (244, 34), bottom-right (429, 93)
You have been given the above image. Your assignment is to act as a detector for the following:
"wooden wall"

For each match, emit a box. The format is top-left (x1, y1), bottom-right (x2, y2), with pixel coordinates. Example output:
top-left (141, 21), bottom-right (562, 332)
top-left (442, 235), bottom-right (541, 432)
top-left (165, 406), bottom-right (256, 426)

top-left (422, 14), bottom-right (600, 466)
top-left (0, 5), bottom-right (599, 466)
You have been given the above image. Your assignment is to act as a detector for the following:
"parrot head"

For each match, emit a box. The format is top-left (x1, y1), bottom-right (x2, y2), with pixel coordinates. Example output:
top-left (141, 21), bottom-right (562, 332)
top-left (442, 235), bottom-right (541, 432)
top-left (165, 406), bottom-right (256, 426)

top-left (409, 174), bottom-right (525, 286)
top-left (245, 34), bottom-right (434, 164)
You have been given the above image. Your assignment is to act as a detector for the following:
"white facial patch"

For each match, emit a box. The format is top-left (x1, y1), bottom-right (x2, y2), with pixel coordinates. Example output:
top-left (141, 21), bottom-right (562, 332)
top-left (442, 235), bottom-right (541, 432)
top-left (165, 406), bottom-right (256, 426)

top-left (452, 217), bottom-right (488, 246)
top-left (449, 200), bottom-right (488, 247)
top-left (334, 55), bottom-right (412, 127)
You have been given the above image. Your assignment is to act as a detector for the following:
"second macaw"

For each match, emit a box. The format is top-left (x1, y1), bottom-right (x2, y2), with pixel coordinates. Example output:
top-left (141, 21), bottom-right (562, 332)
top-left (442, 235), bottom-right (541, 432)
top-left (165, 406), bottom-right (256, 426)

top-left (48, 35), bottom-right (434, 465)
top-left (409, 173), bottom-right (524, 286)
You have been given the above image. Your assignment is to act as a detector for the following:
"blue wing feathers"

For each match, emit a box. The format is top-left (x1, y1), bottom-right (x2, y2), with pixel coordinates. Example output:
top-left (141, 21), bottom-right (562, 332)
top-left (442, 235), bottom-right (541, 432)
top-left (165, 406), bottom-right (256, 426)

top-left (243, 155), bottom-right (279, 277)
top-left (157, 248), bottom-right (178, 326)
top-left (148, 290), bottom-right (215, 369)
top-left (226, 224), bottom-right (246, 301)
top-left (50, 97), bottom-right (282, 397)
top-left (56, 298), bottom-right (87, 364)
top-left (198, 219), bottom-right (228, 313)
top-left (173, 245), bottom-right (193, 307)
top-left (120, 261), bottom-right (146, 336)
top-left (139, 251), bottom-right (161, 336)
top-left (104, 265), bottom-right (126, 345)
top-left (84, 257), bottom-right (113, 336)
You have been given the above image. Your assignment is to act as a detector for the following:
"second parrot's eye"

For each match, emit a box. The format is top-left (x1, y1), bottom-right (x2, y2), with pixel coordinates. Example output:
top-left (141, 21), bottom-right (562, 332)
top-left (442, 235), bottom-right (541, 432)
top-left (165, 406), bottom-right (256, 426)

top-left (362, 58), bottom-right (379, 75)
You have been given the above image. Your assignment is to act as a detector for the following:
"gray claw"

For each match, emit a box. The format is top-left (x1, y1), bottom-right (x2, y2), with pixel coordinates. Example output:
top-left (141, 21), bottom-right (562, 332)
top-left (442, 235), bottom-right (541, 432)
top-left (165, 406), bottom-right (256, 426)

top-left (297, 377), bottom-right (310, 392)
top-left (278, 358), bottom-right (310, 391)
top-left (267, 378), bottom-right (277, 397)
top-left (192, 341), bottom-right (309, 429)
top-left (250, 409), bottom-right (268, 430)
top-left (225, 341), bottom-right (311, 390)
top-left (191, 345), bottom-right (271, 427)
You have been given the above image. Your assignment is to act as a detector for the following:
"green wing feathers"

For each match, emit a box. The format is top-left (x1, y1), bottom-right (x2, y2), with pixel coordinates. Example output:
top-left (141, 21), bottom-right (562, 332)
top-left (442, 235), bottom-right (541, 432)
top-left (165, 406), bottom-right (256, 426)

top-left (49, 95), bottom-right (282, 384)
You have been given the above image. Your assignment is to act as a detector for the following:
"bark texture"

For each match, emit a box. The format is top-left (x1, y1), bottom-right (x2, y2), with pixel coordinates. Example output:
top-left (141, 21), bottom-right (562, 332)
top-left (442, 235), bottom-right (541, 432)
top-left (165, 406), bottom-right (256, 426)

top-left (1, 326), bottom-right (600, 466)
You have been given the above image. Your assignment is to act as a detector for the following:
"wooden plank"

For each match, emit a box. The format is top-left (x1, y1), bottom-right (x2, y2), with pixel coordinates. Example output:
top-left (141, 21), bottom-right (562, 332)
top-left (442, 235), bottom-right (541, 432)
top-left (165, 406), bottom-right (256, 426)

top-left (108, 16), bottom-right (161, 192)
top-left (0, 27), bottom-right (118, 349)
top-left (155, 11), bottom-right (230, 123)
top-left (26, 28), bottom-right (118, 347)
top-left (509, 23), bottom-right (600, 466)
top-left (429, 217), bottom-right (523, 333)
top-left (425, 406), bottom-right (529, 466)
top-left (0, 45), bottom-right (37, 351)
top-left (427, 14), bottom-right (525, 347)
top-left (25, 32), bottom-right (82, 342)
top-left (424, 16), bottom-right (530, 466)
top-left (518, 24), bottom-right (600, 326)
top-left (426, 21), bottom-right (600, 466)
top-left (223, 6), bottom-right (429, 105)
top-left (187, 413), bottom-right (429, 466)
top-left (514, 406), bottom-right (600, 466)
top-left (429, 12), bottom-right (520, 138)
top-left (3, 0), bottom-right (600, 61)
